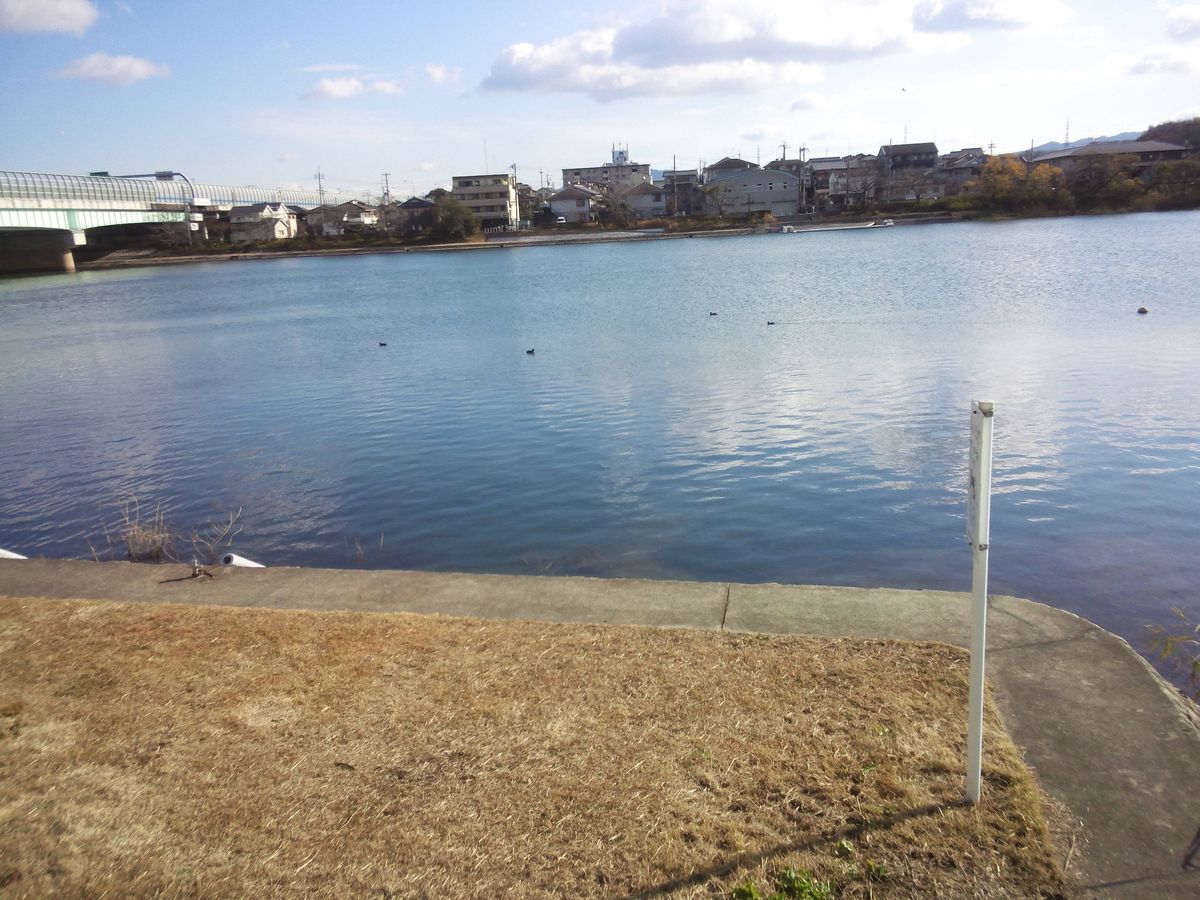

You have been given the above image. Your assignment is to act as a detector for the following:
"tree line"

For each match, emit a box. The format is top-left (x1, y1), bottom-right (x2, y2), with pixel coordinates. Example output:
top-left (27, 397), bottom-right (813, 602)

top-left (960, 117), bottom-right (1200, 215)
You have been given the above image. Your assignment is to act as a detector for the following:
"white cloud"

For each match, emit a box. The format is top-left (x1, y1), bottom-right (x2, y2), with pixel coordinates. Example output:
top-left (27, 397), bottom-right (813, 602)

top-left (278, 151), bottom-right (298, 163)
top-left (425, 62), bottom-right (461, 84)
top-left (1161, 2), bottom-right (1200, 40)
top-left (0, 0), bottom-right (97, 34)
top-left (914, 0), bottom-right (1073, 32)
top-left (372, 79), bottom-right (404, 95)
top-left (481, 1), bottom-right (1071, 100)
top-left (59, 51), bottom-right (168, 85)
top-left (417, 161), bottom-right (438, 172)
top-left (311, 76), bottom-right (365, 98)
top-left (483, 27), bottom-right (823, 101)
top-left (299, 63), bottom-right (365, 73)
top-left (1127, 47), bottom-right (1195, 76)
top-left (308, 76), bottom-right (406, 99)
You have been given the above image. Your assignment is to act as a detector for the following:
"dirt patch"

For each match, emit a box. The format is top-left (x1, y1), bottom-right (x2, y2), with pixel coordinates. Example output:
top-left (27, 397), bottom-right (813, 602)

top-left (0, 597), bottom-right (1071, 897)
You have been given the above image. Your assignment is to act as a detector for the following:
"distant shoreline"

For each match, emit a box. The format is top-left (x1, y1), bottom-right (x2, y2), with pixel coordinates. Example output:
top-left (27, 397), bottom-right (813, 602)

top-left (75, 215), bottom-right (962, 272)
top-left (71, 205), bottom-right (1193, 273)
top-left (75, 226), bottom-right (763, 271)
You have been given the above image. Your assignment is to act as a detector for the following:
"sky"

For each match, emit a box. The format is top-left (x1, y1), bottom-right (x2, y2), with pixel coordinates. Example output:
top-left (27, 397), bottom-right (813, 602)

top-left (1, 0), bottom-right (1198, 199)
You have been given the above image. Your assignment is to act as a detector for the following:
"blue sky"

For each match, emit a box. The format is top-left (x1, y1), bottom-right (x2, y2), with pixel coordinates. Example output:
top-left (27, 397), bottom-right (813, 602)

top-left (1, 0), bottom-right (1198, 198)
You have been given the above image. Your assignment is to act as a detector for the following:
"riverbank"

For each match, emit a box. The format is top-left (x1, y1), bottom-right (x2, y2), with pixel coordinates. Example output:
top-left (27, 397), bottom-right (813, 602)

top-left (73, 225), bottom-right (760, 271)
top-left (73, 211), bottom-right (966, 272)
top-left (45, 204), bottom-right (1197, 275)
top-left (0, 594), bottom-right (1067, 898)
top-left (1, 560), bottom-right (1197, 896)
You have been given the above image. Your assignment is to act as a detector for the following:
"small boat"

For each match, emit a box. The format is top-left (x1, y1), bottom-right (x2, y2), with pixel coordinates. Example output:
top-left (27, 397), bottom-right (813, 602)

top-left (867, 219), bottom-right (895, 227)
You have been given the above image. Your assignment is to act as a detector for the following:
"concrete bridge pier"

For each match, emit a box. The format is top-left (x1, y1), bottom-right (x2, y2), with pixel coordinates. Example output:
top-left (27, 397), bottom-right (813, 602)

top-left (0, 230), bottom-right (85, 275)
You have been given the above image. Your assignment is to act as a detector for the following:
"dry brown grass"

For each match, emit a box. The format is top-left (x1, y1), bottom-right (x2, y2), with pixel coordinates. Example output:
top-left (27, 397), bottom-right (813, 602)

top-left (0, 598), bottom-right (1071, 898)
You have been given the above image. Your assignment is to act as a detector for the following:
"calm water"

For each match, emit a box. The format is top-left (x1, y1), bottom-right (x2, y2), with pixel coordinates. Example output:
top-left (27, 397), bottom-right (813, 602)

top-left (2, 212), bottom-right (1199, 667)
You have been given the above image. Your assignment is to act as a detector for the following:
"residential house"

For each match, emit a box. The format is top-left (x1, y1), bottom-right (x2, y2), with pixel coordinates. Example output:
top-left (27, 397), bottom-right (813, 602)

top-left (229, 202), bottom-right (298, 243)
top-left (380, 196), bottom-right (435, 235)
top-left (937, 148), bottom-right (988, 195)
top-left (878, 142), bottom-right (940, 201)
top-left (619, 181), bottom-right (668, 220)
top-left (548, 184), bottom-right (603, 224)
top-left (702, 157), bottom-right (757, 181)
top-left (451, 172), bottom-right (519, 228)
top-left (878, 142), bottom-right (939, 177)
top-left (562, 146), bottom-right (653, 195)
top-left (308, 200), bottom-right (379, 236)
top-left (703, 166), bottom-right (801, 217)
top-left (807, 157), bottom-right (847, 211)
top-left (765, 157), bottom-right (811, 210)
top-left (765, 157), bottom-right (806, 178)
top-left (661, 168), bottom-right (702, 215)
top-left (1027, 140), bottom-right (1189, 175)
top-left (828, 155), bottom-right (881, 209)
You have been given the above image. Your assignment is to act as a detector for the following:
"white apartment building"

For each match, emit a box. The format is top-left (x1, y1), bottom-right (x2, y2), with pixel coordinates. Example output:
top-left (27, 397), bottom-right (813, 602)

top-left (451, 172), bottom-right (519, 228)
top-left (562, 146), bottom-right (652, 195)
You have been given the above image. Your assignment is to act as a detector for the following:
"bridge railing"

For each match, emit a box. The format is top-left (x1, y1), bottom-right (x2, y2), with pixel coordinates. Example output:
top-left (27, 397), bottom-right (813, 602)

top-left (0, 170), bottom-right (363, 211)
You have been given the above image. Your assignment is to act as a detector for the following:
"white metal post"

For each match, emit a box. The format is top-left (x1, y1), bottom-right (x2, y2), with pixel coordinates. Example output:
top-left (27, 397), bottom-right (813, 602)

top-left (966, 399), bottom-right (994, 804)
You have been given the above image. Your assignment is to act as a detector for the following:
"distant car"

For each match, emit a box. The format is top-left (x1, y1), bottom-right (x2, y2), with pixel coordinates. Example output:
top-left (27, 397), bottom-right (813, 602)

top-left (555, 216), bottom-right (566, 225)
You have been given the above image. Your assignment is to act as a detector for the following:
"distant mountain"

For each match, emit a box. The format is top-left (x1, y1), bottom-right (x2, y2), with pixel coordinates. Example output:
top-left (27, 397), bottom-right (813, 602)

top-left (1029, 132), bottom-right (1141, 154)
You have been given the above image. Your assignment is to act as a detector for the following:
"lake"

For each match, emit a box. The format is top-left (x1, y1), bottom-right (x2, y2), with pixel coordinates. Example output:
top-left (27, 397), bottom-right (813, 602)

top-left (2, 212), bottom-right (1198, 675)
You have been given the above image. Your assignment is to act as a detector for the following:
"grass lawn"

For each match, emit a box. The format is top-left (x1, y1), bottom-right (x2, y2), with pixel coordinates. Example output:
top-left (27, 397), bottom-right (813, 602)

top-left (0, 597), bottom-right (1071, 898)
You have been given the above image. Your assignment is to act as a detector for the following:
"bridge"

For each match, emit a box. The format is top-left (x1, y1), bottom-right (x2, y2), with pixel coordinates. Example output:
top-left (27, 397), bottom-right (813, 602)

top-left (0, 170), bottom-right (363, 273)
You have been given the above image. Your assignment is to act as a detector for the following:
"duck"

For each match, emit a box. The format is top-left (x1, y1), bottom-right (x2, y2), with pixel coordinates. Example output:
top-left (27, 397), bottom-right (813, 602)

top-left (708, 311), bottom-right (718, 316)
top-left (767, 321), bottom-right (776, 326)
top-left (1137, 307), bottom-right (1149, 314)
top-left (379, 342), bottom-right (388, 347)
top-left (526, 348), bottom-right (535, 355)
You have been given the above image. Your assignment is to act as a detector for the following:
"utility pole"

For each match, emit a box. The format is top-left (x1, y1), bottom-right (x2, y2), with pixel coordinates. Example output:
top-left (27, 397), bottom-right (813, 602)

top-left (671, 154), bottom-right (677, 216)
top-left (780, 142), bottom-right (788, 165)
top-left (314, 167), bottom-right (326, 234)
top-left (381, 173), bottom-right (391, 236)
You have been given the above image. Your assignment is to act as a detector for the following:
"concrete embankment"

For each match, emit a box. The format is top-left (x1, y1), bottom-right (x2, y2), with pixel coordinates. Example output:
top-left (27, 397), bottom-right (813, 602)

top-left (1, 558), bottom-right (1196, 897)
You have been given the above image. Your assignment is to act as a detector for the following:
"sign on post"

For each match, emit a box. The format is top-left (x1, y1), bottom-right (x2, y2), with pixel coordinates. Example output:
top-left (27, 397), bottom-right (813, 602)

top-left (966, 399), bottom-right (994, 804)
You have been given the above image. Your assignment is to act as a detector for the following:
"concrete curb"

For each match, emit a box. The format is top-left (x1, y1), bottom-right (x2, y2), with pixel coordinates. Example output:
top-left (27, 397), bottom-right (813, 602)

top-left (1, 559), bottom-right (1196, 897)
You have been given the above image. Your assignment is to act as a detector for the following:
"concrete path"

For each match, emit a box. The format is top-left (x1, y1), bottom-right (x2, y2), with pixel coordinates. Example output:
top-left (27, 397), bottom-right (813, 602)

top-left (1, 559), bottom-right (1196, 897)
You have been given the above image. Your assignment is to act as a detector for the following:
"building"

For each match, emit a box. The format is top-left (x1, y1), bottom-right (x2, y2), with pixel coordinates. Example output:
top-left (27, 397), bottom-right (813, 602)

top-left (828, 155), bottom-right (881, 209)
top-left (1028, 140), bottom-right (1189, 175)
top-left (619, 181), bottom-right (668, 220)
top-left (308, 200), bottom-right (378, 236)
top-left (548, 184), bottom-right (603, 224)
top-left (661, 168), bottom-right (702, 215)
top-left (878, 142), bottom-right (939, 178)
top-left (228, 202), bottom-right (298, 243)
top-left (702, 166), bottom-right (801, 217)
top-left (764, 157), bottom-right (806, 178)
top-left (451, 172), bottom-right (519, 228)
top-left (807, 157), bottom-right (846, 211)
top-left (380, 196), bottom-right (435, 235)
top-left (702, 157), bottom-right (757, 180)
top-left (562, 146), bottom-right (652, 195)
top-left (937, 148), bottom-right (988, 195)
